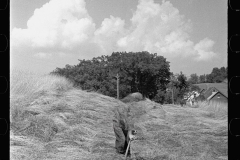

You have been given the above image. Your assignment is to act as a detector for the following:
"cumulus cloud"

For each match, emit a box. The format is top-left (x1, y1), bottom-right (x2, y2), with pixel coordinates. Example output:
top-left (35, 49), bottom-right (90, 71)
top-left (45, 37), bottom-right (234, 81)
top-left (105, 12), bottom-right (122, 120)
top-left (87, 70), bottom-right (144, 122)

top-left (193, 38), bottom-right (216, 61)
top-left (116, 0), bottom-right (216, 61)
top-left (11, 0), bottom-right (217, 61)
top-left (94, 16), bottom-right (126, 53)
top-left (117, 0), bottom-right (194, 56)
top-left (11, 0), bottom-right (95, 49)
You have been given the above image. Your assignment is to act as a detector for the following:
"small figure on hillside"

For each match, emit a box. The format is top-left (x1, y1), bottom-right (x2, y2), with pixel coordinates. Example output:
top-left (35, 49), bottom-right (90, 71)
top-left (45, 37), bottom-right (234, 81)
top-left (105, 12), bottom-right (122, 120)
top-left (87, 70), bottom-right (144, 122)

top-left (113, 105), bottom-right (136, 155)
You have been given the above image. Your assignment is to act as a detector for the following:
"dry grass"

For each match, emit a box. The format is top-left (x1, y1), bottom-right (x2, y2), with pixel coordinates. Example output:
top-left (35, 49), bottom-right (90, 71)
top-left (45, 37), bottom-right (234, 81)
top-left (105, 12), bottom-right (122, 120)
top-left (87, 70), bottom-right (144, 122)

top-left (10, 70), bottom-right (127, 160)
top-left (130, 101), bottom-right (228, 160)
top-left (10, 70), bottom-right (227, 160)
top-left (10, 70), bottom-right (73, 97)
top-left (121, 92), bottom-right (144, 103)
top-left (195, 101), bottom-right (227, 119)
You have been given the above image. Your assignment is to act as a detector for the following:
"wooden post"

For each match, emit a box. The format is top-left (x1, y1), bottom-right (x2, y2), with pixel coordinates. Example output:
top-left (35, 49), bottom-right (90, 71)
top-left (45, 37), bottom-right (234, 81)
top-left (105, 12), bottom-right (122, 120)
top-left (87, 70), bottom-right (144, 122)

top-left (116, 73), bottom-right (119, 99)
top-left (172, 88), bottom-right (174, 104)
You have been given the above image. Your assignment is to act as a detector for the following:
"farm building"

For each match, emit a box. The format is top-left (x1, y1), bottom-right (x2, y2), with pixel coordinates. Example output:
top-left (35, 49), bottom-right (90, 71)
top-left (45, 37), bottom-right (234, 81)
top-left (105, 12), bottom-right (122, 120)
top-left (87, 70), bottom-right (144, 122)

top-left (207, 90), bottom-right (228, 103)
top-left (199, 88), bottom-right (206, 95)
top-left (204, 87), bottom-right (219, 99)
top-left (194, 83), bottom-right (228, 103)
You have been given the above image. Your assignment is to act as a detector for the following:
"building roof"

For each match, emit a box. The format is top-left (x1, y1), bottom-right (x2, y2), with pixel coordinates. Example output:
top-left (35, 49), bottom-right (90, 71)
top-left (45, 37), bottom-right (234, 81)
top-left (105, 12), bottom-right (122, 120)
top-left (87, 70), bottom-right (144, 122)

top-left (204, 87), bottom-right (216, 99)
top-left (194, 83), bottom-right (228, 98)
top-left (199, 88), bottom-right (206, 93)
top-left (207, 92), bottom-right (217, 100)
top-left (207, 91), bottom-right (227, 101)
top-left (216, 87), bottom-right (228, 98)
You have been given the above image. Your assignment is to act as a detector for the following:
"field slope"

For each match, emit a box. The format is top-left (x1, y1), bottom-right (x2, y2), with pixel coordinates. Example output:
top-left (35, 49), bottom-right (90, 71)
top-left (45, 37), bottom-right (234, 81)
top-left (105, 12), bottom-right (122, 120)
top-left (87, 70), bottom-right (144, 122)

top-left (10, 71), bottom-right (227, 160)
top-left (129, 101), bottom-right (227, 160)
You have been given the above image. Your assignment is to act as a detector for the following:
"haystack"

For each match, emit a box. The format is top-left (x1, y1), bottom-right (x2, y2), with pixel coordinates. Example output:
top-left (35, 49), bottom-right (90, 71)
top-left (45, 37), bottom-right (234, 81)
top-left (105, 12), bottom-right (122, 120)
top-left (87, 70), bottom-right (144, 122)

top-left (121, 92), bottom-right (144, 103)
top-left (10, 71), bottom-right (227, 160)
top-left (10, 72), bottom-right (128, 160)
top-left (128, 102), bottom-right (227, 160)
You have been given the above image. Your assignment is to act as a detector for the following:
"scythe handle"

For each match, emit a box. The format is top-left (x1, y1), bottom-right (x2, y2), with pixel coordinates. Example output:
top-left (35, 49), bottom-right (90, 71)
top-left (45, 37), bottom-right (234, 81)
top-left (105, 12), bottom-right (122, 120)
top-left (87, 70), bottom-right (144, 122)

top-left (125, 140), bottom-right (131, 159)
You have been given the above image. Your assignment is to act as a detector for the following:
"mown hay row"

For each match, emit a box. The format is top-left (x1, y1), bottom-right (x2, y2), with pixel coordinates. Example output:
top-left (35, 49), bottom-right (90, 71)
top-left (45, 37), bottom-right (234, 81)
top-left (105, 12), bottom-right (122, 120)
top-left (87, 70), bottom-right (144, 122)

top-left (10, 71), bottom-right (128, 160)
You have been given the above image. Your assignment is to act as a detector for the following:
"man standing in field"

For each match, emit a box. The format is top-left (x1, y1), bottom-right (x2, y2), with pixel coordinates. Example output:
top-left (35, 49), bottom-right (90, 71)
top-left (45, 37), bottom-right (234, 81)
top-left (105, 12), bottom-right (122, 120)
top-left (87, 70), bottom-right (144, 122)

top-left (113, 104), bottom-right (134, 155)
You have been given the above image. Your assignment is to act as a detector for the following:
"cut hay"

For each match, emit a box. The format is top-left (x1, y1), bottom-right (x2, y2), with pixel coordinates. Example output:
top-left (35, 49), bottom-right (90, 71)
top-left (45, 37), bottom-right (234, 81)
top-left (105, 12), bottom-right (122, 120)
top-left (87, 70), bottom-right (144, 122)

top-left (10, 70), bottom-right (227, 160)
top-left (10, 71), bottom-right (127, 160)
top-left (129, 102), bottom-right (227, 160)
top-left (121, 92), bottom-right (144, 103)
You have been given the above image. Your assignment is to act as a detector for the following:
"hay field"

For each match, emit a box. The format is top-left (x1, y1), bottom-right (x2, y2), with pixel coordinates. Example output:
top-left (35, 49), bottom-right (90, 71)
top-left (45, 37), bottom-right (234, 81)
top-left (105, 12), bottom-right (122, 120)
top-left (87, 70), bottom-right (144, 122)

top-left (10, 71), bottom-right (127, 160)
top-left (10, 71), bottom-right (227, 160)
top-left (130, 101), bottom-right (227, 160)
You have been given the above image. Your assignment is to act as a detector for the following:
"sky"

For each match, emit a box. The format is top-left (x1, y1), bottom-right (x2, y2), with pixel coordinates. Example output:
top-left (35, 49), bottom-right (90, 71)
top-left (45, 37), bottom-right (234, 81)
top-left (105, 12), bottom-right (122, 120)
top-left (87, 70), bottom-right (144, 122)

top-left (10, 0), bottom-right (227, 77)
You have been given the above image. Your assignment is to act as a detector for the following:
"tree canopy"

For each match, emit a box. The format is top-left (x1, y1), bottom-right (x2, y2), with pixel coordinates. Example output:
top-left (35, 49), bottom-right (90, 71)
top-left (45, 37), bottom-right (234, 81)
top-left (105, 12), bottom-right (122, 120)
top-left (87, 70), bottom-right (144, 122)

top-left (51, 51), bottom-right (171, 101)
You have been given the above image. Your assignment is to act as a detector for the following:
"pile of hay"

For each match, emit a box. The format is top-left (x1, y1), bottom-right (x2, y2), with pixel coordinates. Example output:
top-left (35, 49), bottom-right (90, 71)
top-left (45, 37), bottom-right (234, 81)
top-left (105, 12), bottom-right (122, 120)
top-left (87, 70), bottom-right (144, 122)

top-left (10, 71), bottom-right (128, 160)
top-left (121, 92), bottom-right (144, 103)
top-left (10, 71), bottom-right (227, 160)
top-left (128, 102), bottom-right (227, 160)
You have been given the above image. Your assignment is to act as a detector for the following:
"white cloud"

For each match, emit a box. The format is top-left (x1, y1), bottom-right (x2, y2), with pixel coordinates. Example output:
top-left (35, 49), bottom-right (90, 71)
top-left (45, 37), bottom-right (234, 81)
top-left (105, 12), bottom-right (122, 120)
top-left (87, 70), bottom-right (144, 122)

top-left (159, 30), bottom-right (194, 57)
top-left (193, 38), bottom-right (216, 61)
top-left (116, 0), bottom-right (217, 61)
top-left (94, 16), bottom-right (126, 53)
top-left (116, 0), bottom-right (196, 57)
top-left (11, 0), bottom-right (217, 62)
top-left (11, 0), bottom-right (95, 49)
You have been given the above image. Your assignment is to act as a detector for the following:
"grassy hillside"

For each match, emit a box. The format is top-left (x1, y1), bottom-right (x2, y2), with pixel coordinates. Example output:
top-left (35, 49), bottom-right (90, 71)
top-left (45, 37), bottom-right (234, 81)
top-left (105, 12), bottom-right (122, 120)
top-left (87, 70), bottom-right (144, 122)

top-left (10, 71), bottom-right (227, 160)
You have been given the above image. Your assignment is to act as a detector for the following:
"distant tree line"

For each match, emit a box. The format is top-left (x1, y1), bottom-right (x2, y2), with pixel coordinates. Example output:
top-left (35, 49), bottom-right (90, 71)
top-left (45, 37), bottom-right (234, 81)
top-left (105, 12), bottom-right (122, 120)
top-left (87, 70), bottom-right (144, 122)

top-left (51, 51), bottom-right (227, 104)
top-left (187, 67), bottom-right (228, 84)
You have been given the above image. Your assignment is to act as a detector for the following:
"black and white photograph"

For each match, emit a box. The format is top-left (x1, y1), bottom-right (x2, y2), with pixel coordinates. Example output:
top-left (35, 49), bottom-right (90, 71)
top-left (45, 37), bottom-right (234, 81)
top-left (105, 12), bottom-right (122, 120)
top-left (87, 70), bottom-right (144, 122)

top-left (10, 0), bottom-right (228, 159)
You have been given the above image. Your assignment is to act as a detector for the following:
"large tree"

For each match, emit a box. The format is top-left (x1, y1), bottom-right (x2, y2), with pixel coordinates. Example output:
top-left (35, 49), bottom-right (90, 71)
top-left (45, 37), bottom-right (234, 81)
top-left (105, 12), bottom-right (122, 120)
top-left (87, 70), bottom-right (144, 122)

top-left (51, 51), bottom-right (171, 100)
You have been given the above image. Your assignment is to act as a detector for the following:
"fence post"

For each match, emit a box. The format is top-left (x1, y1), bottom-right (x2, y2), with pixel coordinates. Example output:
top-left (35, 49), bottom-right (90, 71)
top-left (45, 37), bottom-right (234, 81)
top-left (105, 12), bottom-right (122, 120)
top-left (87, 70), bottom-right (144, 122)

top-left (116, 73), bottom-right (119, 99)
